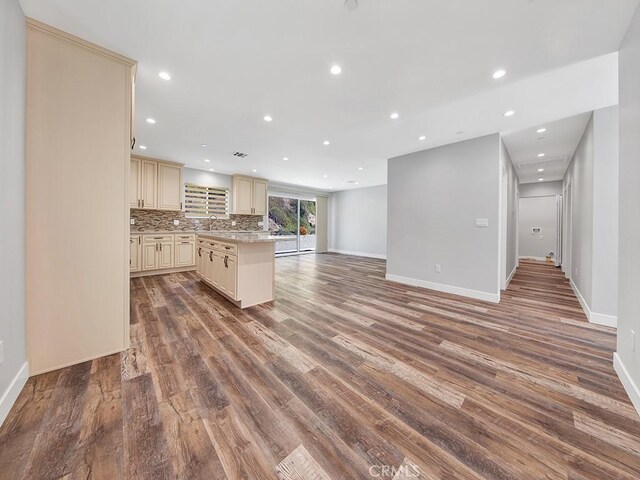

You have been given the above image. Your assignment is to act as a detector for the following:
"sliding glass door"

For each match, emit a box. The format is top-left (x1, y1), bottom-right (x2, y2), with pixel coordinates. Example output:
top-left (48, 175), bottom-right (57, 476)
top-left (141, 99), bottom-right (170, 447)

top-left (269, 195), bottom-right (317, 255)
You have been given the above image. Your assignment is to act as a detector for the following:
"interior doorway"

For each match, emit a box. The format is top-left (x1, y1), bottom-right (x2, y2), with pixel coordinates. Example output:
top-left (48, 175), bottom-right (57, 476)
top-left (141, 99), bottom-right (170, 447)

top-left (518, 195), bottom-right (560, 263)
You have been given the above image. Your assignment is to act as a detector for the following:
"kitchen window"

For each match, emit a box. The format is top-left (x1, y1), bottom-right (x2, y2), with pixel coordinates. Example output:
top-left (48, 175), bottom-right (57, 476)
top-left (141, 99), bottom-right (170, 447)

top-left (184, 183), bottom-right (229, 218)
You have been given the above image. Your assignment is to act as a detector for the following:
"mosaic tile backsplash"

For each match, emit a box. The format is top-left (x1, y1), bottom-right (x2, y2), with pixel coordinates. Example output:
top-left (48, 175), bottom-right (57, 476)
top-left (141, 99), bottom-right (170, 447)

top-left (130, 209), bottom-right (264, 232)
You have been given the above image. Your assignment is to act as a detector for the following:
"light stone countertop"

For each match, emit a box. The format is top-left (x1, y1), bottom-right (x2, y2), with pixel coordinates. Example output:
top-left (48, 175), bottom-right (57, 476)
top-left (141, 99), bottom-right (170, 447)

top-left (130, 230), bottom-right (278, 244)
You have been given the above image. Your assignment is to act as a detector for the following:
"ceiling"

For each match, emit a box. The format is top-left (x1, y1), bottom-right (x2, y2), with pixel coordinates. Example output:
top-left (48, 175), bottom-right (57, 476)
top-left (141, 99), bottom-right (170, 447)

top-left (502, 113), bottom-right (592, 184)
top-left (19, 0), bottom-right (638, 191)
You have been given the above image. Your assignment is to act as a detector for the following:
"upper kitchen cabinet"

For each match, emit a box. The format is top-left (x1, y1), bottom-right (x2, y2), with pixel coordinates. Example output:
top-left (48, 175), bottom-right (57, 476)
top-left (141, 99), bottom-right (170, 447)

top-left (26, 19), bottom-right (137, 375)
top-left (131, 155), bottom-right (183, 211)
top-left (232, 175), bottom-right (268, 215)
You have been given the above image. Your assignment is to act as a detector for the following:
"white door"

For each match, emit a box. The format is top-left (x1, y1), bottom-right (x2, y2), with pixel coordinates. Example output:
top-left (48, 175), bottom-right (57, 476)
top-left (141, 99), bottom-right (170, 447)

top-left (158, 242), bottom-right (174, 269)
top-left (142, 243), bottom-right (158, 271)
top-left (234, 176), bottom-right (253, 214)
top-left (226, 255), bottom-right (237, 299)
top-left (176, 241), bottom-right (195, 267)
top-left (157, 163), bottom-right (182, 211)
top-left (130, 236), bottom-right (140, 272)
top-left (140, 160), bottom-right (157, 209)
top-left (130, 158), bottom-right (140, 208)
top-left (252, 179), bottom-right (268, 216)
top-left (518, 196), bottom-right (558, 261)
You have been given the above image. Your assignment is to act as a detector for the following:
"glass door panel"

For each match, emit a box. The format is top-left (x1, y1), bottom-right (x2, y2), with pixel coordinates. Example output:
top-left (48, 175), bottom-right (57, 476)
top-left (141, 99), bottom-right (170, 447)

top-left (269, 196), bottom-right (317, 254)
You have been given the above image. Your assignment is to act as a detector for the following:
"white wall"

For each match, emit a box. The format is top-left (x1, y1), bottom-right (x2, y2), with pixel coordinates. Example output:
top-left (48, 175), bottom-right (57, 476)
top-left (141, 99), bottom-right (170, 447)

top-left (387, 134), bottom-right (500, 302)
top-left (591, 106), bottom-right (619, 318)
top-left (328, 185), bottom-right (387, 259)
top-left (518, 196), bottom-right (557, 260)
top-left (616, 4), bottom-right (640, 415)
top-left (500, 139), bottom-right (519, 285)
top-left (519, 181), bottom-right (562, 198)
top-left (563, 106), bottom-right (619, 327)
top-left (564, 114), bottom-right (595, 307)
top-left (0, 0), bottom-right (27, 425)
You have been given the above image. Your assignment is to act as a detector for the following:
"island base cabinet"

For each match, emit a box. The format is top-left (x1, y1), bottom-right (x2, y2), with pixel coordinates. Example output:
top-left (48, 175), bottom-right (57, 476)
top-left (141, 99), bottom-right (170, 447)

top-left (196, 236), bottom-right (274, 309)
top-left (176, 241), bottom-right (196, 267)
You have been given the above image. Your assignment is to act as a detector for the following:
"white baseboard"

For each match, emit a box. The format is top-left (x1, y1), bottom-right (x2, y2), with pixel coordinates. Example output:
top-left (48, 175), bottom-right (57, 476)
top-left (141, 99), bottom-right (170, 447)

top-left (0, 362), bottom-right (28, 427)
top-left (385, 273), bottom-right (500, 303)
top-left (570, 279), bottom-right (617, 328)
top-left (519, 255), bottom-right (548, 261)
top-left (614, 352), bottom-right (640, 417)
top-left (506, 266), bottom-right (517, 287)
top-left (328, 249), bottom-right (387, 260)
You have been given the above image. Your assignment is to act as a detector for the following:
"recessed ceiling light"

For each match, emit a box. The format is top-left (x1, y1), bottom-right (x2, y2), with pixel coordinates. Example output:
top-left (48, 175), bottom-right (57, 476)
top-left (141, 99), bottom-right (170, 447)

top-left (537, 128), bottom-right (547, 134)
top-left (538, 168), bottom-right (544, 172)
top-left (330, 64), bottom-right (342, 75)
top-left (323, 140), bottom-right (330, 145)
top-left (263, 115), bottom-right (273, 122)
top-left (139, 145), bottom-right (147, 150)
top-left (504, 110), bottom-right (515, 117)
top-left (537, 153), bottom-right (545, 158)
top-left (283, 157), bottom-right (289, 161)
top-left (354, 182), bottom-right (360, 185)
top-left (200, 143), bottom-right (207, 147)
top-left (358, 167), bottom-right (363, 171)
top-left (493, 69), bottom-right (506, 80)
top-left (252, 169), bottom-right (257, 173)
top-left (208, 168), bottom-right (214, 172)
top-left (158, 71), bottom-right (171, 80)
top-left (146, 118), bottom-right (156, 124)
top-left (323, 174), bottom-right (328, 178)
top-left (418, 135), bottom-right (426, 141)
top-left (538, 178), bottom-right (544, 182)
top-left (204, 159), bottom-right (210, 163)
top-left (390, 112), bottom-right (399, 120)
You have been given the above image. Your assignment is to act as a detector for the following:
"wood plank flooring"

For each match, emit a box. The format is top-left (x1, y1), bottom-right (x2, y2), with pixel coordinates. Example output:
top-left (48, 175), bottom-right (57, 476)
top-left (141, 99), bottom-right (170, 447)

top-left (1, 256), bottom-right (639, 479)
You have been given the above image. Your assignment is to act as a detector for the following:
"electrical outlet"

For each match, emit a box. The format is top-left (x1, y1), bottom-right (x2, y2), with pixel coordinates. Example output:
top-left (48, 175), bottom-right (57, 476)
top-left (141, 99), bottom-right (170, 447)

top-left (435, 264), bottom-right (442, 273)
top-left (173, 220), bottom-right (180, 226)
top-left (632, 330), bottom-right (636, 353)
top-left (475, 218), bottom-right (489, 228)
top-left (130, 218), bottom-right (135, 225)
top-left (0, 340), bottom-right (4, 364)
top-left (231, 221), bottom-right (237, 226)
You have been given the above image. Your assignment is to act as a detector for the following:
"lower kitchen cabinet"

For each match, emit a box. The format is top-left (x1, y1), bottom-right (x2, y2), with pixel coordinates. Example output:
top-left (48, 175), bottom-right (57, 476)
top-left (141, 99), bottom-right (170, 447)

top-left (131, 233), bottom-right (196, 276)
top-left (195, 234), bottom-right (274, 308)
top-left (176, 240), bottom-right (196, 267)
top-left (130, 235), bottom-right (141, 272)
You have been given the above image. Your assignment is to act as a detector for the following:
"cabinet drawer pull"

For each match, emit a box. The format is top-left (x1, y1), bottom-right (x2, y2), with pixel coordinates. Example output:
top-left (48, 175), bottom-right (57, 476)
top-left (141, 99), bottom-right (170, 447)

top-left (181, 241), bottom-right (190, 244)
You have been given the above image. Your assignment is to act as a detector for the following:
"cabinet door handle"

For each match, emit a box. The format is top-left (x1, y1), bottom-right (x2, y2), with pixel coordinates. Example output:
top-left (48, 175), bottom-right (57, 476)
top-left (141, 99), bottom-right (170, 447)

top-left (138, 237), bottom-right (141, 245)
top-left (198, 248), bottom-right (201, 257)
top-left (209, 252), bottom-right (213, 261)
top-left (142, 199), bottom-right (144, 208)
top-left (224, 255), bottom-right (228, 268)
top-left (159, 243), bottom-right (162, 251)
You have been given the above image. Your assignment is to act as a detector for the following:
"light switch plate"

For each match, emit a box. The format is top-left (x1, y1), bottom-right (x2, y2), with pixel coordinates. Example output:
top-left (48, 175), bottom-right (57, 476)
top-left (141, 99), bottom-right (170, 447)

top-left (231, 221), bottom-right (237, 226)
top-left (475, 218), bottom-right (489, 227)
top-left (173, 220), bottom-right (180, 226)
top-left (130, 218), bottom-right (135, 225)
top-left (435, 264), bottom-right (442, 273)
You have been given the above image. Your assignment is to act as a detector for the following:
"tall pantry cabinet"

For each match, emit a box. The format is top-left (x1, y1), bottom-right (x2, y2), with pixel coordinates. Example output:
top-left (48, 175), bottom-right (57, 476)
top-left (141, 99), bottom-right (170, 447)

top-left (26, 19), bottom-right (136, 374)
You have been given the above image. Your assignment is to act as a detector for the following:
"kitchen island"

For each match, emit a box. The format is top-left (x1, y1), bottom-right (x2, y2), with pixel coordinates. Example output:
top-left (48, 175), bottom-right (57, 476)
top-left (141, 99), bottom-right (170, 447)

top-left (196, 232), bottom-right (278, 308)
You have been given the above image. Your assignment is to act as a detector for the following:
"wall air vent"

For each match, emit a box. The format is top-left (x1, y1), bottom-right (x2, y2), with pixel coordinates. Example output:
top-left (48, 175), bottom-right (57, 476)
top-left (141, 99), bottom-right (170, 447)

top-left (232, 152), bottom-right (248, 158)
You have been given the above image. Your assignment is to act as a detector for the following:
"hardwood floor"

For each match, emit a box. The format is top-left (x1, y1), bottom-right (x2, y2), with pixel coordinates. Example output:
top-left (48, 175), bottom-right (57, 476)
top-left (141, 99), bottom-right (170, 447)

top-left (1, 256), bottom-right (639, 479)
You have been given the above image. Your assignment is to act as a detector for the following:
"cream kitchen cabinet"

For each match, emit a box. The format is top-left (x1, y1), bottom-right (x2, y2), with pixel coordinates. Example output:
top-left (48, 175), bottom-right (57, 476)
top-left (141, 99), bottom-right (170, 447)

top-left (232, 175), bottom-right (268, 215)
top-left (131, 155), bottom-right (183, 211)
top-left (196, 234), bottom-right (275, 308)
top-left (157, 163), bottom-right (182, 211)
top-left (130, 235), bottom-right (141, 272)
top-left (175, 239), bottom-right (196, 267)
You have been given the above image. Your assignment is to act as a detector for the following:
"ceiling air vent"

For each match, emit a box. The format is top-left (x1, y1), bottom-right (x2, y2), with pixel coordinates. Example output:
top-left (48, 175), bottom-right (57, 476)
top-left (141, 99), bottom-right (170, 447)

top-left (232, 151), bottom-right (248, 158)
